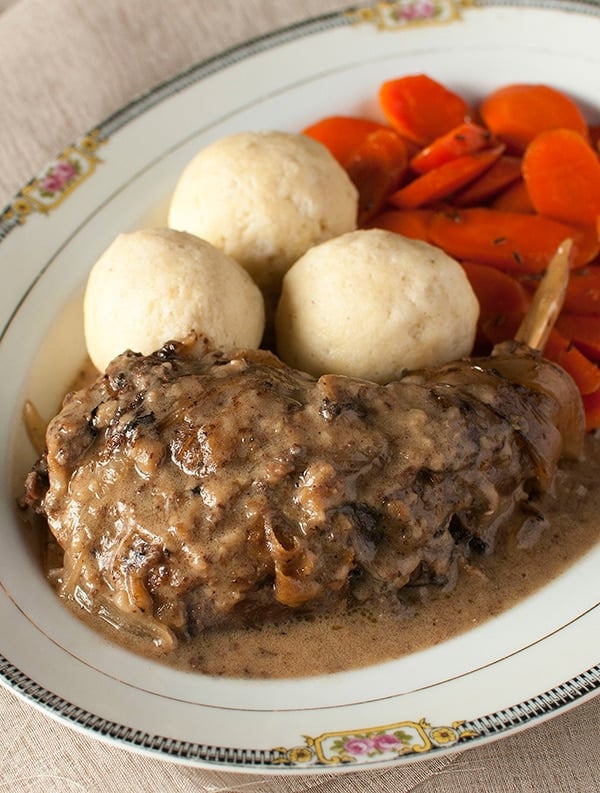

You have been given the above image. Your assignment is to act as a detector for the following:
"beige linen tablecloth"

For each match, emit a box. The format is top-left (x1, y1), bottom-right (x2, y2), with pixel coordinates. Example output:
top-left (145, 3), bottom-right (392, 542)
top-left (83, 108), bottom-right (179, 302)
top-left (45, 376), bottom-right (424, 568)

top-left (0, 1), bottom-right (599, 791)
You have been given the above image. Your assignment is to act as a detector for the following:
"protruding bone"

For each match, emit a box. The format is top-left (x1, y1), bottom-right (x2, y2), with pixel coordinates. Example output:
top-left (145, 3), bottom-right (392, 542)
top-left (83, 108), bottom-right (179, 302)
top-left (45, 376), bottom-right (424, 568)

top-left (515, 238), bottom-right (572, 351)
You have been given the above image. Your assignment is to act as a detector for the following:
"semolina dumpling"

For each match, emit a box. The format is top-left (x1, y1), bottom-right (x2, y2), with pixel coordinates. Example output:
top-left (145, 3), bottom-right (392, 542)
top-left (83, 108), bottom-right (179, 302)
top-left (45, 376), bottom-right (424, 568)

top-left (167, 131), bottom-right (358, 296)
top-left (84, 227), bottom-right (265, 372)
top-left (275, 228), bottom-right (479, 383)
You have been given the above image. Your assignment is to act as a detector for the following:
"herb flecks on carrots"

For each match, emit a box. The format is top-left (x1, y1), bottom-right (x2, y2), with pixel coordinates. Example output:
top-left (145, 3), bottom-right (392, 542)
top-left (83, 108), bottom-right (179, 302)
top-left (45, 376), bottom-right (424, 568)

top-left (388, 146), bottom-right (505, 210)
top-left (303, 74), bottom-right (600, 428)
top-left (428, 208), bottom-right (596, 273)
top-left (409, 122), bottom-right (492, 173)
top-left (556, 313), bottom-right (600, 360)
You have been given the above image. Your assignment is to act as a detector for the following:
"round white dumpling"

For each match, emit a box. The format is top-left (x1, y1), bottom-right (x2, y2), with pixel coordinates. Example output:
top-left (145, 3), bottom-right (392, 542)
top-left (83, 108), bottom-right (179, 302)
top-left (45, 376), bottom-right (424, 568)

top-left (275, 229), bottom-right (479, 383)
top-left (84, 228), bottom-right (265, 372)
top-left (168, 131), bottom-right (358, 293)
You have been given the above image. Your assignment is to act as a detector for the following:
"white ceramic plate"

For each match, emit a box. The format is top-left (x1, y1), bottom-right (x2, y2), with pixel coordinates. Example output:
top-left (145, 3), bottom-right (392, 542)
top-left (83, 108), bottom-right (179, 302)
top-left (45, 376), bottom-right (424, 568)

top-left (1, 0), bottom-right (599, 775)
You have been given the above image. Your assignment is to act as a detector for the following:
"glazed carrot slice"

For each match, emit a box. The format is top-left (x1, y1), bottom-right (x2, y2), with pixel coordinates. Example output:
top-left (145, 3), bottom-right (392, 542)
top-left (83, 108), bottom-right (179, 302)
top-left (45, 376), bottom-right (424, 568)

top-left (409, 122), bottom-right (492, 173)
top-left (302, 116), bottom-right (390, 166)
top-left (490, 179), bottom-right (535, 214)
top-left (379, 74), bottom-right (471, 146)
top-left (345, 129), bottom-right (408, 224)
top-left (522, 128), bottom-right (600, 227)
top-left (582, 387), bottom-right (600, 431)
top-left (556, 312), bottom-right (600, 360)
top-left (462, 260), bottom-right (530, 322)
top-left (543, 327), bottom-right (600, 395)
top-left (461, 261), bottom-right (530, 352)
top-left (479, 83), bottom-right (589, 153)
top-left (428, 208), bottom-right (599, 273)
top-left (367, 209), bottom-right (433, 241)
top-left (452, 155), bottom-right (523, 207)
top-left (562, 266), bottom-right (600, 315)
top-left (388, 146), bottom-right (504, 210)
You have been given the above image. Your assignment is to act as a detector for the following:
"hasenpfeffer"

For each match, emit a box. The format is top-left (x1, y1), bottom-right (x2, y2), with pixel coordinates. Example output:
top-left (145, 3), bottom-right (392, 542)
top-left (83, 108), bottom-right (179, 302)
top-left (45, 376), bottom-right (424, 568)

top-left (22, 335), bottom-right (584, 652)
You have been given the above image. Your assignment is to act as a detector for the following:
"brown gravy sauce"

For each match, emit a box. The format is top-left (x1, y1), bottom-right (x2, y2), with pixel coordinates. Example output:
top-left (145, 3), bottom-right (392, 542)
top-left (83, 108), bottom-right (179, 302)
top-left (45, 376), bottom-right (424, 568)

top-left (166, 435), bottom-right (600, 677)
top-left (47, 388), bottom-right (599, 679)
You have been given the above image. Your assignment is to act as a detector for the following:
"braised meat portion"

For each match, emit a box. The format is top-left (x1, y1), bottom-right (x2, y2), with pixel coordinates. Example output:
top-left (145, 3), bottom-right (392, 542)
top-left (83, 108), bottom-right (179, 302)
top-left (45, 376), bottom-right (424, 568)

top-left (23, 336), bottom-right (584, 651)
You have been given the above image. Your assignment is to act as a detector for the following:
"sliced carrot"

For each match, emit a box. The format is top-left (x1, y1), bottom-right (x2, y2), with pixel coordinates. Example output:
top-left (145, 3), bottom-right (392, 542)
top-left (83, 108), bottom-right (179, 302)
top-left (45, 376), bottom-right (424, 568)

top-left (543, 327), bottom-right (600, 395)
top-left (461, 261), bottom-right (529, 352)
top-left (480, 309), bottom-right (524, 347)
top-left (452, 155), bottom-right (523, 207)
top-left (409, 122), bottom-right (492, 173)
top-left (582, 387), bottom-right (600, 431)
top-left (462, 260), bottom-right (530, 321)
top-left (428, 208), bottom-right (599, 273)
top-left (555, 312), bottom-right (600, 360)
top-left (345, 129), bottom-right (408, 224)
top-left (367, 209), bottom-right (433, 242)
top-left (379, 74), bottom-right (471, 146)
top-left (479, 83), bottom-right (589, 153)
top-left (522, 128), bottom-right (600, 227)
top-left (490, 179), bottom-right (535, 214)
top-left (388, 146), bottom-right (504, 210)
top-left (302, 116), bottom-right (389, 166)
top-left (562, 266), bottom-right (600, 315)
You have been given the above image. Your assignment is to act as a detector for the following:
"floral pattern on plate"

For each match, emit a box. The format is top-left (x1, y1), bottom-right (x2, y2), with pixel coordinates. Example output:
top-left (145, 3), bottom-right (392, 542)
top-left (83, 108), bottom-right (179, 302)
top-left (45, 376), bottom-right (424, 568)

top-left (0, 130), bottom-right (105, 232)
top-left (274, 718), bottom-right (478, 767)
top-left (347, 0), bottom-right (467, 28)
top-left (0, 1), bottom-right (466, 237)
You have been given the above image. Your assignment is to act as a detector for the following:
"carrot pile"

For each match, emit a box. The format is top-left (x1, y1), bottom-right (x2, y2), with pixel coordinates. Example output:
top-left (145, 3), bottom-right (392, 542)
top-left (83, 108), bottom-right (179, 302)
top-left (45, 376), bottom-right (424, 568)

top-left (303, 74), bottom-right (600, 430)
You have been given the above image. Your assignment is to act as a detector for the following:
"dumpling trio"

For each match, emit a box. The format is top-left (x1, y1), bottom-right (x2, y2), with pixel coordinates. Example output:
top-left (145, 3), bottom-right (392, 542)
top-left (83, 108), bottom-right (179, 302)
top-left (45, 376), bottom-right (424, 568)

top-left (84, 129), bottom-right (479, 381)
